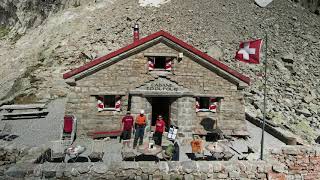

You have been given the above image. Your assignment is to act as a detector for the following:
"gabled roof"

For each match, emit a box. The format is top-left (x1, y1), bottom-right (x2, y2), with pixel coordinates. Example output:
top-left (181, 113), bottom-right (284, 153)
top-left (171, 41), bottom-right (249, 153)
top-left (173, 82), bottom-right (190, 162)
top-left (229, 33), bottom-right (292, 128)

top-left (63, 30), bottom-right (250, 85)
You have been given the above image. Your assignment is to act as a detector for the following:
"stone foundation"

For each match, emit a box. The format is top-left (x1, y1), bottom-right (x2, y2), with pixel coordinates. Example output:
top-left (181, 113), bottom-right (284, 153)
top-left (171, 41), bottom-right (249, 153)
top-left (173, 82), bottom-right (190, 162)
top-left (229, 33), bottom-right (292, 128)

top-left (3, 143), bottom-right (320, 180)
top-left (6, 161), bottom-right (274, 179)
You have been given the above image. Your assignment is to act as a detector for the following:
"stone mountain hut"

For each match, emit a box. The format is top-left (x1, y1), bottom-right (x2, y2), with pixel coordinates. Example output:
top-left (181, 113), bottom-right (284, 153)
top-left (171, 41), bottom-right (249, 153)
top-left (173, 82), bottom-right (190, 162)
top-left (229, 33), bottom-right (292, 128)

top-left (63, 25), bottom-right (250, 138)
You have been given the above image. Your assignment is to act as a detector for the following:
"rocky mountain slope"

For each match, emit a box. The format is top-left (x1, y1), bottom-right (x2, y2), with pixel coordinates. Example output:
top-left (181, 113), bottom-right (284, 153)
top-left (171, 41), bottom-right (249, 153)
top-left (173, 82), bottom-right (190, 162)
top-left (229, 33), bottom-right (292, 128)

top-left (0, 0), bottom-right (319, 142)
top-left (293, 0), bottom-right (320, 15)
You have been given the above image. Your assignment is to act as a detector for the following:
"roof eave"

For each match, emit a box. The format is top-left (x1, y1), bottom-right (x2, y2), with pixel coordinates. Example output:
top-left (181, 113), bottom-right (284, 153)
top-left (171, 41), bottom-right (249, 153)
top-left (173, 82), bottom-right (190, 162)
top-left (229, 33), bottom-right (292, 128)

top-left (63, 30), bottom-right (250, 86)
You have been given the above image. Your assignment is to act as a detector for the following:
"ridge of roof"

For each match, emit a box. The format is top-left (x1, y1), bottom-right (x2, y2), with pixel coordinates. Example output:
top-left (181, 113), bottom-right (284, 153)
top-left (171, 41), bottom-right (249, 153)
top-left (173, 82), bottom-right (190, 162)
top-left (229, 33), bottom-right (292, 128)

top-left (63, 30), bottom-right (250, 85)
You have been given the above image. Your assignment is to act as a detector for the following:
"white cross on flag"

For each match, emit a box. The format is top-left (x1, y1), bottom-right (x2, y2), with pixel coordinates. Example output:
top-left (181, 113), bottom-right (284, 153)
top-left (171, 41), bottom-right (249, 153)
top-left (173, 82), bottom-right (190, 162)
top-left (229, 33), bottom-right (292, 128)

top-left (235, 39), bottom-right (263, 64)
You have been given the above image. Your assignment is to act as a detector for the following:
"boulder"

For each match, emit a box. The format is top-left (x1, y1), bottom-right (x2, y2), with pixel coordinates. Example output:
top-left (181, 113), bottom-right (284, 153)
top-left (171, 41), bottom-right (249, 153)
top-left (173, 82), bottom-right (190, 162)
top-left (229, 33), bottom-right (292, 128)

top-left (92, 163), bottom-right (108, 174)
top-left (281, 53), bottom-right (295, 64)
top-left (5, 166), bottom-right (26, 178)
top-left (272, 164), bottom-right (288, 173)
top-left (296, 108), bottom-right (312, 117)
top-left (5, 163), bottom-right (36, 178)
top-left (303, 95), bottom-right (315, 103)
top-left (181, 161), bottom-right (197, 173)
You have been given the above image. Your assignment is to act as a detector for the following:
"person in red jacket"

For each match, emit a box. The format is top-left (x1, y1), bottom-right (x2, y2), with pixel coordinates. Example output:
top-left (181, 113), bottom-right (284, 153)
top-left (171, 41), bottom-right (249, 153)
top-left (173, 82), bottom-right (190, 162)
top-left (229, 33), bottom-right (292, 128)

top-left (154, 115), bottom-right (166, 146)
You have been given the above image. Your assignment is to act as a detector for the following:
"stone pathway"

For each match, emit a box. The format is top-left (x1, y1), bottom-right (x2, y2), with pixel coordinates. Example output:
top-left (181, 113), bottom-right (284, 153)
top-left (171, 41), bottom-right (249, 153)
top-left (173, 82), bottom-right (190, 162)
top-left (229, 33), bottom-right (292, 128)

top-left (102, 139), bottom-right (123, 163)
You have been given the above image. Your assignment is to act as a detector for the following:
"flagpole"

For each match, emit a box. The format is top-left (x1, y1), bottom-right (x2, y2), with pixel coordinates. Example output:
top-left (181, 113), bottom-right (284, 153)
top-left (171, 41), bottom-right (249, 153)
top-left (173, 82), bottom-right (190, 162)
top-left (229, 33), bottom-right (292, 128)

top-left (260, 33), bottom-right (268, 160)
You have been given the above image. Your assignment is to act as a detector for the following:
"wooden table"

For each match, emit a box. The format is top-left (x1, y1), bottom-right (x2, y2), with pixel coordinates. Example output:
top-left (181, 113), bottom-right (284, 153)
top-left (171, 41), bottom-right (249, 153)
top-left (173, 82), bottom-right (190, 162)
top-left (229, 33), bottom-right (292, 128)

top-left (137, 145), bottom-right (162, 155)
top-left (137, 143), bottom-right (162, 161)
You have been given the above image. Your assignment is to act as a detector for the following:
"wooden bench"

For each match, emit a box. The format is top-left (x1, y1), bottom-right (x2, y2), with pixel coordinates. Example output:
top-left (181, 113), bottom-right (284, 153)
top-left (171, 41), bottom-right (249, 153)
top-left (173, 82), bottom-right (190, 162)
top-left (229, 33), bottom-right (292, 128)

top-left (88, 130), bottom-right (122, 139)
top-left (0, 104), bottom-right (46, 112)
top-left (0, 104), bottom-right (48, 119)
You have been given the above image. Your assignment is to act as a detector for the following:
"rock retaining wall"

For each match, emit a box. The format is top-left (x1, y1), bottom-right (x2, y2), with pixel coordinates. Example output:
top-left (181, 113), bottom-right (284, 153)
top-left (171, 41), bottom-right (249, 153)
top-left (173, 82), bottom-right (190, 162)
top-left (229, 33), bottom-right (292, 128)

top-left (6, 161), bottom-right (275, 179)
top-left (2, 145), bottom-right (320, 179)
top-left (271, 145), bottom-right (320, 180)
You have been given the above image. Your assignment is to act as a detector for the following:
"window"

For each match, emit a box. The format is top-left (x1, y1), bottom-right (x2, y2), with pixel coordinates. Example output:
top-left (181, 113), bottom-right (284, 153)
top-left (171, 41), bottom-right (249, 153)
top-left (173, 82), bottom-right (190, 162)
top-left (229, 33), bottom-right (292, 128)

top-left (96, 95), bottom-right (121, 111)
top-left (103, 95), bottom-right (116, 108)
top-left (148, 57), bottom-right (172, 71)
top-left (199, 97), bottom-right (210, 109)
top-left (196, 97), bottom-right (218, 112)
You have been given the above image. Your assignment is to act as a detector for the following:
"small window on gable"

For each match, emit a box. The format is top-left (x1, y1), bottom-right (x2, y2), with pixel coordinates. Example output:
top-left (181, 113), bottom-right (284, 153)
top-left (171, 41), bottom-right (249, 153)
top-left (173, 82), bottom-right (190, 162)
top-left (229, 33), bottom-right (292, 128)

top-left (148, 57), bottom-right (172, 71)
top-left (96, 95), bottom-right (121, 112)
top-left (199, 97), bottom-right (210, 109)
top-left (103, 95), bottom-right (116, 108)
top-left (196, 97), bottom-right (219, 112)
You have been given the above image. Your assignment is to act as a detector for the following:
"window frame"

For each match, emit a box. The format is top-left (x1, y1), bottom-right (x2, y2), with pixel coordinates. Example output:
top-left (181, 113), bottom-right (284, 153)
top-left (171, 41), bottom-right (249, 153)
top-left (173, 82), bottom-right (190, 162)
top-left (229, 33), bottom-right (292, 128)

top-left (102, 95), bottom-right (116, 109)
top-left (197, 97), bottom-right (211, 112)
top-left (148, 56), bottom-right (173, 71)
top-left (96, 95), bottom-right (121, 111)
top-left (196, 97), bottom-right (220, 113)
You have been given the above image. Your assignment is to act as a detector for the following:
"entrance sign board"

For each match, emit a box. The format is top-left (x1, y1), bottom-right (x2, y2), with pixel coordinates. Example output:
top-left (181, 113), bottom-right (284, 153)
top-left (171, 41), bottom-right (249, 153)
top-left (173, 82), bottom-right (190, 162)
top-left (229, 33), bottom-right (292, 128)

top-left (131, 77), bottom-right (191, 96)
top-left (146, 83), bottom-right (178, 91)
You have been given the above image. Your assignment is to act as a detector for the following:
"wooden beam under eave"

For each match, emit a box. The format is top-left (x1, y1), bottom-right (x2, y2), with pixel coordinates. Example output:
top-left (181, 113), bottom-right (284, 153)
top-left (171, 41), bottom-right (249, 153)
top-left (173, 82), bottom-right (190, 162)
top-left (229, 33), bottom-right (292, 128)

top-left (237, 82), bottom-right (248, 90)
top-left (65, 78), bottom-right (76, 86)
top-left (143, 52), bottom-right (178, 57)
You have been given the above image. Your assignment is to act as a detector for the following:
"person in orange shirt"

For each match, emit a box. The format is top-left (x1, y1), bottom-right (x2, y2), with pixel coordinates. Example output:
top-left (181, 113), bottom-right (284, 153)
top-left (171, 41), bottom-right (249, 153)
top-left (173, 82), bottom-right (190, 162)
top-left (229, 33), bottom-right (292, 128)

top-left (133, 110), bottom-right (147, 149)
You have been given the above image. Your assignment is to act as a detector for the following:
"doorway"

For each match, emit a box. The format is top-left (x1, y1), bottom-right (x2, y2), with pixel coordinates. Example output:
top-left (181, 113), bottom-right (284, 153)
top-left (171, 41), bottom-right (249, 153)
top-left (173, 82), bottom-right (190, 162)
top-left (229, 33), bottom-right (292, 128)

top-left (151, 97), bottom-right (171, 130)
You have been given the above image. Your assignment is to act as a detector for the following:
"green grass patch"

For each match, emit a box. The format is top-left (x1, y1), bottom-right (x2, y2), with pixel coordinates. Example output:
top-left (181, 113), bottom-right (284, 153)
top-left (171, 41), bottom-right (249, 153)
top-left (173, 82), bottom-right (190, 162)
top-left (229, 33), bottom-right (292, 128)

top-left (291, 120), bottom-right (317, 142)
top-left (0, 26), bottom-right (10, 38)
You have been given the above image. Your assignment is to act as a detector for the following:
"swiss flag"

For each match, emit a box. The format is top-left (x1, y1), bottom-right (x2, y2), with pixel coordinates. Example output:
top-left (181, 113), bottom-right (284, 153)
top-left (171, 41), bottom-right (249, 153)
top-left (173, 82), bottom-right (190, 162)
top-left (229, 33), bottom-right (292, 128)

top-left (235, 39), bottom-right (263, 64)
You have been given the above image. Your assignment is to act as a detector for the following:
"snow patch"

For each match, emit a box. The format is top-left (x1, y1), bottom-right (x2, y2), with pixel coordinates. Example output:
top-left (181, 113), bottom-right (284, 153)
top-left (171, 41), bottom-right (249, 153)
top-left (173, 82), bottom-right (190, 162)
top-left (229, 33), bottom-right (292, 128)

top-left (139, 0), bottom-right (171, 7)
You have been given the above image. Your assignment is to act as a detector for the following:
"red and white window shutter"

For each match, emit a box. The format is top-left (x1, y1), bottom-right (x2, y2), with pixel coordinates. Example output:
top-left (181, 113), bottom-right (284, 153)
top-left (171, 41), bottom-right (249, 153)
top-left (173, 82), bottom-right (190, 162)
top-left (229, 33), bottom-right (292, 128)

top-left (196, 98), bottom-right (200, 112)
top-left (115, 96), bottom-right (121, 112)
top-left (209, 98), bottom-right (218, 112)
top-left (148, 57), bottom-right (155, 70)
top-left (165, 57), bottom-right (172, 71)
top-left (97, 97), bottom-right (104, 112)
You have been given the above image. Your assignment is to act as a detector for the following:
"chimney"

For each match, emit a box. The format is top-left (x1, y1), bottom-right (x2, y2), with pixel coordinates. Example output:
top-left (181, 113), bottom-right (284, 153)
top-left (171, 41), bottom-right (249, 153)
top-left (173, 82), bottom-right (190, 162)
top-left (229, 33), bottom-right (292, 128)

top-left (133, 23), bottom-right (139, 42)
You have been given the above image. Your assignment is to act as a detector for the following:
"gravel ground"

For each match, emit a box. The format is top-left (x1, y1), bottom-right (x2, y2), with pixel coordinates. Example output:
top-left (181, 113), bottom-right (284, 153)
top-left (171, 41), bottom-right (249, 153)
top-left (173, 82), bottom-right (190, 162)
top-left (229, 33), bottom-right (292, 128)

top-left (0, 98), bottom-right (66, 148)
top-left (235, 120), bottom-right (286, 159)
top-left (0, 99), bottom-right (285, 161)
top-left (102, 139), bottom-right (123, 163)
top-left (176, 120), bottom-right (286, 161)
top-left (245, 120), bottom-right (285, 150)
top-left (97, 120), bottom-right (286, 162)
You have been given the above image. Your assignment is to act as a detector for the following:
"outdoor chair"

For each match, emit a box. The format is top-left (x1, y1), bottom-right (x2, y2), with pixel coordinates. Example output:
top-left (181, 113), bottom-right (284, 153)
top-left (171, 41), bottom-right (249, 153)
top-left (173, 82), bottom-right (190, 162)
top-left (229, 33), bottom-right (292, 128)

top-left (61, 115), bottom-right (77, 144)
top-left (89, 140), bottom-right (105, 162)
top-left (162, 144), bottom-right (174, 161)
top-left (191, 135), bottom-right (205, 160)
top-left (48, 140), bottom-right (68, 162)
